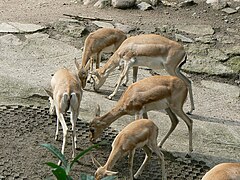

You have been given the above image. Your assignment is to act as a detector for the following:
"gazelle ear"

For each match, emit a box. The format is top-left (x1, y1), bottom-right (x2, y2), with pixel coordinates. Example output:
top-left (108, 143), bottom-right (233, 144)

top-left (105, 170), bottom-right (118, 176)
top-left (91, 154), bottom-right (102, 168)
top-left (74, 58), bottom-right (81, 70)
top-left (95, 104), bottom-right (101, 117)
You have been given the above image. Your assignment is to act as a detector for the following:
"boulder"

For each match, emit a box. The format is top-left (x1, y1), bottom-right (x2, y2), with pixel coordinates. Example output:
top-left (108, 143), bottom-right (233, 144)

top-left (137, 2), bottom-right (153, 10)
top-left (112, 0), bottom-right (136, 8)
top-left (94, 0), bottom-right (110, 8)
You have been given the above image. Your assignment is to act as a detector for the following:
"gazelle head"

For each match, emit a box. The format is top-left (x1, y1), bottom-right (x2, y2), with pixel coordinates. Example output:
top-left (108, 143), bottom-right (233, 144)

top-left (89, 105), bottom-right (106, 142)
top-left (92, 154), bottom-right (118, 180)
top-left (91, 69), bottom-right (107, 91)
top-left (95, 167), bottom-right (118, 180)
top-left (75, 59), bottom-right (88, 89)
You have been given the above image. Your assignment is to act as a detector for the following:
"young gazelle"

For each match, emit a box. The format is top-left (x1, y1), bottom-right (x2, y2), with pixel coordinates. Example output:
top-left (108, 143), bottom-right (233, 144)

top-left (93, 119), bottom-right (166, 180)
top-left (81, 28), bottom-right (127, 84)
top-left (201, 162), bottom-right (240, 180)
top-left (89, 75), bottom-right (194, 153)
top-left (91, 34), bottom-right (195, 114)
top-left (45, 67), bottom-right (83, 161)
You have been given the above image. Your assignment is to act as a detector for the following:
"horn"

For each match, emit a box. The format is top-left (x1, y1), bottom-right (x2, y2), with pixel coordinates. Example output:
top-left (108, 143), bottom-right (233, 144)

top-left (95, 104), bottom-right (100, 117)
top-left (74, 58), bottom-right (81, 70)
top-left (91, 153), bottom-right (102, 168)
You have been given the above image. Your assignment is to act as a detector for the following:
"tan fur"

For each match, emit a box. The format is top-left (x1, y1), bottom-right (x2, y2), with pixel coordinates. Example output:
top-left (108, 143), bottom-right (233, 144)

top-left (90, 75), bottom-right (194, 153)
top-left (94, 119), bottom-right (166, 180)
top-left (202, 163), bottom-right (240, 180)
top-left (92, 34), bottom-right (195, 114)
top-left (81, 28), bottom-right (127, 85)
top-left (46, 68), bottom-right (83, 163)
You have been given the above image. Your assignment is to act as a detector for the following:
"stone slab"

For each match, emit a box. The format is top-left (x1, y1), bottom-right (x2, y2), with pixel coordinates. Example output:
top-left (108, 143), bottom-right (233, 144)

top-left (0, 22), bottom-right (45, 33)
top-left (176, 24), bottom-right (215, 35)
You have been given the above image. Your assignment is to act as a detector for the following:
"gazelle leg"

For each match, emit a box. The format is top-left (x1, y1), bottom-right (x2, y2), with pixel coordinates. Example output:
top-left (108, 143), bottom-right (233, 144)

top-left (165, 62), bottom-right (195, 114)
top-left (158, 108), bottom-right (179, 148)
top-left (70, 93), bottom-right (80, 158)
top-left (132, 66), bottom-right (138, 83)
top-left (134, 145), bottom-right (152, 179)
top-left (108, 60), bottom-right (133, 99)
top-left (171, 107), bottom-right (193, 153)
top-left (56, 109), bottom-right (68, 165)
top-left (175, 67), bottom-right (194, 114)
top-left (128, 149), bottom-right (135, 180)
top-left (151, 145), bottom-right (166, 180)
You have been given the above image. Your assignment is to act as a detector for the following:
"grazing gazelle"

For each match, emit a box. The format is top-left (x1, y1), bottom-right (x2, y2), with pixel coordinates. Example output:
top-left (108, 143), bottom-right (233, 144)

top-left (45, 67), bottom-right (83, 162)
top-left (89, 75), bottom-right (194, 153)
top-left (201, 162), bottom-right (240, 180)
top-left (92, 119), bottom-right (166, 180)
top-left (81, 28), bottom-right (127, 84)
top-left (91, 34), bottom-right (195, 114)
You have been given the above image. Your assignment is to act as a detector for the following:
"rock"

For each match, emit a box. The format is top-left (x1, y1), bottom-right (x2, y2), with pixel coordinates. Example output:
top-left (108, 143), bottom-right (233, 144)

top-left (226, 56), bottom-right (240, 74)
top-left (176, 24), bottom-right (214, 35)
top-left (0, 33), bottom-right (81, 88)
top-left (114, 23), bottom-right (136, 33)
top-left (187, 43), bottom-right (209, 56)
top-left (94, 0), bottom-right (110, 8)
top-left (222, 45), bottom-right (240, 56)
top-left (207, 48), bottom-right (229, 62)
top-left (111, 0), bottom-right (136, 9)
top-left (206, 0), bottom-right (228, 10)
top-left (63, 24), bottom-right (86, 38)
top-left (53, 21), bottom-right (86, 38)
top-left (0, 34), bottom-right (22, 46)
top-left (226, 27), bottom-right (239, 33)
top-left (195, 36), bottom-right (216, 44)
top-left (139, 25), bottom-right (156, 34)
top-left (221, 7), bottom-right (238, 14)
top-left (157, 24), bottom-right (175, 33)
top-left (92, 21), bottom-right (114, 28)
top-left (216, 34), bottom-right (236, 44)
top-left (183, 55), bottom-right (234, 76)
top-left (175, 33), bottom-right (194, 43)
top-left (137, 2), bottom-right (153, 10)
top-left (161, 0), bottom-right (177, 7)
top-left (83, 0), bottom-right (98, 5)
top-left (178, 0), bottom-right (196, 7)
top-left (137, 0), bottom-right (159, 6)
top-left (0, 22), bottom-right (45, 33)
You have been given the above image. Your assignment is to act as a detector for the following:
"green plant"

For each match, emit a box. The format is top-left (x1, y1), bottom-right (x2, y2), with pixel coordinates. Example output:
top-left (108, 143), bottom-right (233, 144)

top-left (41, 143), bottom-right (100, 180)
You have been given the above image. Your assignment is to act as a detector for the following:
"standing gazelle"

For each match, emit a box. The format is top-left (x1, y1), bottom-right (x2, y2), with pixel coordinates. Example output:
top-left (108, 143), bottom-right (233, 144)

top-left (93, 119), bottom-right (166, 180)
top-left (81, 28), bottom-right (127, 85)
top-left (89, 75), bottom-right (194, 153)
top-left (45, 67), bottom-right (83, 161)
top-left (91, 34), bottom-right (195, 114)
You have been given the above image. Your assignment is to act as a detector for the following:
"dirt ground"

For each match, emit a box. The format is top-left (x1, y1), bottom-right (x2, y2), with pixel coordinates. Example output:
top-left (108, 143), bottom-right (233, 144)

top-left (0, 0), bottom-right (240, 180)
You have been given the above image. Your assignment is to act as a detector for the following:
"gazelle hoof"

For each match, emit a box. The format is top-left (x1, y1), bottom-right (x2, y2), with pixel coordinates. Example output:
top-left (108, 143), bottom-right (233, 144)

top-left (107, 95), bottom-right (113, 100)
top-left (55, 135), bottom-right (58, 141)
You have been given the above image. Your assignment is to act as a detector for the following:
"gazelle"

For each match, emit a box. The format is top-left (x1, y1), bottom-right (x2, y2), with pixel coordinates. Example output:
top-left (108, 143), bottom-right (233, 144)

top-left (45, 67), bottom-right (83, 162)
top-left (89, 75), bottom-right (194, 153)
top-left (81, 28), bottom-right (127, 84)
top-left (91, 34), bottom-right (195, 114)
top-left (92, 119), bottom-right (166, 180)
top-left (201, 162), bottom-right (240, 180)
